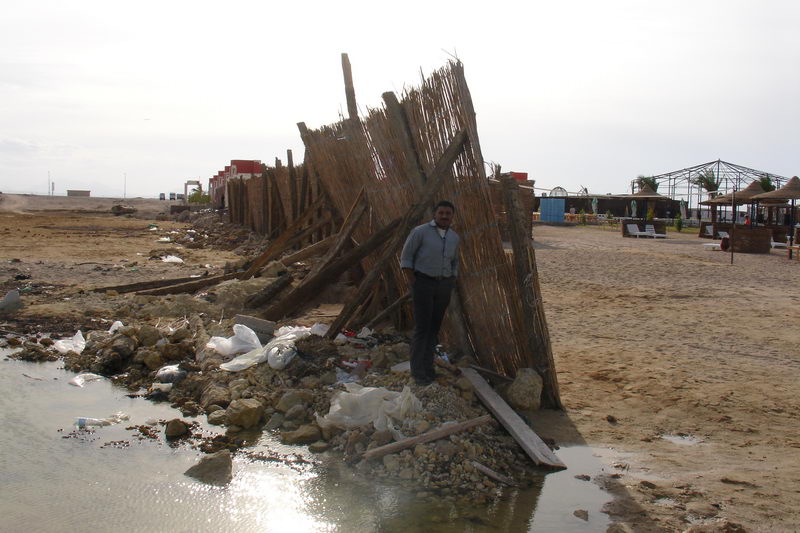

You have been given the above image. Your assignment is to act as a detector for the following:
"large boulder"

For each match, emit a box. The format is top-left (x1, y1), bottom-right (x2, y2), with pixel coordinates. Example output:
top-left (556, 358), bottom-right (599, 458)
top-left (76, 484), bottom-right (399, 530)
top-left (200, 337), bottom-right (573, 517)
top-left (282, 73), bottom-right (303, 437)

top-left (111, 335), bottom-right (138, 358)
top-left (225, 399), bottom-right (264, 429)
top-left (165, 419), bottom-right (190, 440)
top-left (506, 368), bottom-right (543, 411)
top-left (184, 450), bottom-right (233, 486)
top-left (281, 424), bottom-right (321, 445)
top-left (137, 325), bottom-right (162, 347)
top-left (276, 390), bottom-right (314, 413)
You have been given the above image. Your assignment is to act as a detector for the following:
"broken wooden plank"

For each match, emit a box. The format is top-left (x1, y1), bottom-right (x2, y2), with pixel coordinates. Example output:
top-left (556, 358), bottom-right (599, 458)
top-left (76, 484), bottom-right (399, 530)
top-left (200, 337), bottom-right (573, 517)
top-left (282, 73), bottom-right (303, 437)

top-left (469, 364), bottom-right (513, 383)
top-left (471, 461), bottom-right (517, 487)
top-left (324, 128), bottom-right (468, 338)
top-left (244, 274), bottom-right (293, 309)
top-left (233, 314), bottom-right (276, 344)
top-left (306, 189), bottom-right (366, 279)
top-left (287, 149), bottom-right (298, 221)
top-left (91, 274), bottom-right (207, 294)
top-left (362, 414), bottom-right (491, 461)
top-left (364, 292), bottom-right (410, 329)
top-left (280, 234), bottom-right (336, 265)
top-left (261, 217), bottom-right (400, 321)
top-left (136, 272), bottom-right (239, 296)
top-left (461, 368), bottom-right (565, 469)
top-left (500, 174), bottom-right (562, 410)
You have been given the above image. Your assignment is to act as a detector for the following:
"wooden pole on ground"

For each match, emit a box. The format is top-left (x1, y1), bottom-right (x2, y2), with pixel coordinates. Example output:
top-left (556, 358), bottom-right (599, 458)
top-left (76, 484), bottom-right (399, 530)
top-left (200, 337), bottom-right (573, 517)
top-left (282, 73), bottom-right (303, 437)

top-left (245, 274), bottom-right (293, 309)
top-left (500, 174), bottom-right (562, 410)
top-left (364, 293), bottom-right (410, 330)
top-left (280, 234), bottom-right (336, 265)
top-left (323, 129), bottom-right (468, 338)
top-left (137, 272), bottom-right (239, 296)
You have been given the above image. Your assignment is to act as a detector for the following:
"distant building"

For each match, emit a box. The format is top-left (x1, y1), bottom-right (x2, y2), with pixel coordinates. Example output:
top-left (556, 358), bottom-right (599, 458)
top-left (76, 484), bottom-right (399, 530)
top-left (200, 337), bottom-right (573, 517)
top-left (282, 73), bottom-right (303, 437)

top-left (209, 159), bottom-right (262, 209)
top-left (67, 190), bottom-right (91, 197)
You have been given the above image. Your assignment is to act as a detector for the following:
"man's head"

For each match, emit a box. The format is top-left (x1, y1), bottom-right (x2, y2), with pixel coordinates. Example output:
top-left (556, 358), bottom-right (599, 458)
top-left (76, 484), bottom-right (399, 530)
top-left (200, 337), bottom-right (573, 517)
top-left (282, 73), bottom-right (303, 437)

top-left (434, 200), bottom-right (455, 229)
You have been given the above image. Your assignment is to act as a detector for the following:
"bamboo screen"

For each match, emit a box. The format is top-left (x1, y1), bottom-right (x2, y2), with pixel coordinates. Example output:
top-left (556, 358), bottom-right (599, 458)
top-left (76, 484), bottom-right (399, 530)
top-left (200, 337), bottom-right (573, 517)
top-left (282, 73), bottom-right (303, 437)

top-left (303, 61), bottom-right (536, 375)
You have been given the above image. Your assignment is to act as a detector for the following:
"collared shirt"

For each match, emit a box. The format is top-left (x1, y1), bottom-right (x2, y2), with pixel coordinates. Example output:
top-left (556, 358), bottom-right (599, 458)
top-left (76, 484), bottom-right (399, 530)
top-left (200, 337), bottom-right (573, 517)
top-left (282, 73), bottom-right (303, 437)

top-left (400, 220), bottom-right (459, 278)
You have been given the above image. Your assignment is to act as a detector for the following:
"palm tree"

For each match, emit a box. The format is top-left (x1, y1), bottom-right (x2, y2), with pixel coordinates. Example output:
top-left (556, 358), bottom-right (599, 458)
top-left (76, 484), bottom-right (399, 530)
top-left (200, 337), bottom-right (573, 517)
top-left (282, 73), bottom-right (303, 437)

top-left (635, 175), bottom-right (658, 191)
top-left (691, 169), bottom-right (720, 193)
top-left (758, 176), bottom-right (776, 192)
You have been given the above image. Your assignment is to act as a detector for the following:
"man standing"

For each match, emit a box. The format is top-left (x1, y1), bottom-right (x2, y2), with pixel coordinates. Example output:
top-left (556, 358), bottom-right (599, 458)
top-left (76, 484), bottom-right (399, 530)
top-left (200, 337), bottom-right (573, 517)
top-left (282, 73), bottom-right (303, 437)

top-left (400, 201), bottom-right (460, 385)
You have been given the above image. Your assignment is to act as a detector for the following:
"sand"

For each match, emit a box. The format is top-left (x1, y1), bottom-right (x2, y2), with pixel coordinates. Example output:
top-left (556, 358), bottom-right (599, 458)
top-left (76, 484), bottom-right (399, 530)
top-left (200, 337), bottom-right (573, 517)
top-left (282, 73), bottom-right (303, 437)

top-left (2, 194), bottom-right (799, 531)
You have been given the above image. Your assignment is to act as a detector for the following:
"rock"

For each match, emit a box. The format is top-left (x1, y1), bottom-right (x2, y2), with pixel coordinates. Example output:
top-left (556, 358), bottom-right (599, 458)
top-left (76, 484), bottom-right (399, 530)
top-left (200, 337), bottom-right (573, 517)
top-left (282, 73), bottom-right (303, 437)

top-left (573, 509), bottom-right (589, 521)
top-left (184, 450), bottom-right (233, 486)
top-left (225, 399), bottom-right (264, 429)
top-left (111, 204), bottom-right (137, 216)
top-left (228, 379), bottom-right (249, 400)
top-left (685, 501), bottom-right (719, 519)
top-left (371, 429), bottom-right (393, 446)
top-left (276, 390), bottom-right (313, 413)
top-left (262, 261), bottom-right (287, 278)
top-left (201, 383), bottom-right (231, 409)
top-left (506, 368), bottom-right (543, 410)
top-left (284, 404), bottom-right (306, 421)
top-left (308, 441), bottom-right (330, 453)
top-left (455, 377), bottom-right (473, 392)
top-left (111, 335), bottom-right (138, 358)
top-left (180, 401), bottom-right (201, 417)
top-left (398, 468), bottom-right (414, 480)
top-left (320, 371), bottom-right (337, 386)
top-left (170, 327), bottom-right (192, 342)
top-left (206, 404), bottom-right (224, 413)
top-left (140, 349), bottom-right (164, 371)
top-left (207, 410), bottom-right (226, 425)
top-left (299, 375), bottom-right (321, 389)
top-left (281, 424), bottom-right (321, 445)
top-left (413, 444), bottom-right (429, 457)
top-left (137, 325), bottom-right (162, 346)
top-left (383, 454), bottom-right (401, 472)
top-left (165, 419), bottom-right (189, 440)
top-left (605, 524), bottom-right (634, 533)
top-left (681, 521), bottom-right (748, 533)
top-left (414, 420), bottom-right (431, 435)
top-left (434, 440), bottom-right (458, 459)
top-left (0, 290), bottom-right (23, 312)
top-left (264, 412), bottom-right (284, 430)
top-left (574, 474), bottom-right (591, 481)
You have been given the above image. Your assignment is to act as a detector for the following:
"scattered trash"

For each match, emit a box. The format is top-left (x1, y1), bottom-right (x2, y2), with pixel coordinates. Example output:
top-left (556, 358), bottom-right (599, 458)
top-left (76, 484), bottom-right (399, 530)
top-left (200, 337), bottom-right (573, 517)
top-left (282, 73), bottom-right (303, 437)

top-left (0, 290), bottom-right (23, 312)
top-left (69, 373), bottom-right (104, 387)
top-left (14, 274), bottom-right (31, 281)
top-left (108, 321), bottom-right (124, 333)
top-left (53, 331), bottom-right (86, 354)
top-left (74, 412), bottom-right (129, 429)
top-left (316, 383), bottom-right (421, 435)
top-left (110, 205), bottom-right (136, 216)
top-left (161, 255), bottom-right (183, 263)
top-left (157, 237), bottom-right (171, 243)
top-left (220, 323), bottom-right (327, 372)
top-left (155, 364), bottom-right (187, 384)
top-left (206, 324), bottom-right (262, 357)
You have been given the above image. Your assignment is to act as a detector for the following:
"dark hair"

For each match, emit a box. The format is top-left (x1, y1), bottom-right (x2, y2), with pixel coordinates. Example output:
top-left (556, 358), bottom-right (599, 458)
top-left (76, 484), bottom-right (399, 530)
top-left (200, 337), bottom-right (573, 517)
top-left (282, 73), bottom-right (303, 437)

top-left (435, 200), bottom-right (455, 212)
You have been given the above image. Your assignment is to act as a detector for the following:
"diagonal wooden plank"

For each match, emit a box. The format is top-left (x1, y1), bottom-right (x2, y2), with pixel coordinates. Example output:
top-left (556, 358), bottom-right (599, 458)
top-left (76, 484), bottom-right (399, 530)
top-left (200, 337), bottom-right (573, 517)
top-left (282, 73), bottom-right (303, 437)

top-left (461, 368), bottom-right (565, 469)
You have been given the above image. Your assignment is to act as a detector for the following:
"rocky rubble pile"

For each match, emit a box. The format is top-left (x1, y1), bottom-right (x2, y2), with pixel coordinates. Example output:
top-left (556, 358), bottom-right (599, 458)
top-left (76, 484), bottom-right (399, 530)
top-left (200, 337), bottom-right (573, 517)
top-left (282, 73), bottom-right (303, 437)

top-left (3, 315), bottom-right (546, 502)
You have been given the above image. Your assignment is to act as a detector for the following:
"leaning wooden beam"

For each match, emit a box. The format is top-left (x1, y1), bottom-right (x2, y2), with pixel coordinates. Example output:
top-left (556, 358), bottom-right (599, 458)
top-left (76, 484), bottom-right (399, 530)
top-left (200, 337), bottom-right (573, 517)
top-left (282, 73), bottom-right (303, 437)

top-left (364, 293), bottom-right (410, 329)
top-left (136, 272), bottom-right (239, 296)
top-left (239, 194), bottom-right (326, 280)
top-left (287, 149), bottom-right (298, 221)
top-left (91, 274), bottom-right (207, 294)
top-left (341, 53), bottom-right (359, 121)
top-left (324, 128), bottom-right (468, 339)
top-left (501, 175), bottom-right (562, 410)
top-left (244, 274), bottom-right (293, 309)
top-left (261, 218), bottom-right (400, 321)
top-left (280, 234), bottom-right (336, 265)
top-left (306, 190), bottom-right (366, 279)
top-left (362, 415), bottom-right (491, 461)
top-left (461, 368), bottom-right (565, 469)
top-left (382, 91), bottom-right (426, 190)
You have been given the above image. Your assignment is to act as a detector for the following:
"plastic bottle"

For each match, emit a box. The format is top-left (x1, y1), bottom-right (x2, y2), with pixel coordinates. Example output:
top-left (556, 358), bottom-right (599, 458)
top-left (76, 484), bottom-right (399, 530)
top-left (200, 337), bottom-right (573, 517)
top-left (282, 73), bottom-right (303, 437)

top-left (74, 417), bottom-right (111, 429)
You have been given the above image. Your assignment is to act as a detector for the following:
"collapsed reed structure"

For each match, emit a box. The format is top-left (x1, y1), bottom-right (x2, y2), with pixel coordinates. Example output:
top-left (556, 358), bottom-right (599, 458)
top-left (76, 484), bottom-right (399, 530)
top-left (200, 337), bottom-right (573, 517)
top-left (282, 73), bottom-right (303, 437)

top-left (211, 57), bottom-right (561, 409)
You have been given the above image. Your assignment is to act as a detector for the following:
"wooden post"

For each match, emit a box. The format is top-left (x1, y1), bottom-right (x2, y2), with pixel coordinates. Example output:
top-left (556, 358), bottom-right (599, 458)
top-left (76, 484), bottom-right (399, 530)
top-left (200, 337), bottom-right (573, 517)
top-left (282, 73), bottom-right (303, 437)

top-left (287, 149), bottom-right (298, 221)
top-left (500, 175), bottom-right (562, 410)
top-left (280, 234), bottom-right (336, 265)
top-left (382, 91), bottom-right (426, 190)
top-left (245, 274), bottom-right (293, 309)
top-left (306, 189), bottom-right (366, 279)
top-left (324, 129), bottom-right (468, 338)
top-left (341, 53), bottom-right (358, 121)
top-left (364, 293), bottom-right (411, 329)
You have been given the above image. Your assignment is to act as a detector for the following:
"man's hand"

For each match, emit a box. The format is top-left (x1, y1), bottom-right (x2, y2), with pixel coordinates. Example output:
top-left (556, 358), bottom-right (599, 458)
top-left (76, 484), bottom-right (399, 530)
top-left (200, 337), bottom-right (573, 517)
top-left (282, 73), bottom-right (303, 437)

top-left (402, 268), bottom-right (415, 288)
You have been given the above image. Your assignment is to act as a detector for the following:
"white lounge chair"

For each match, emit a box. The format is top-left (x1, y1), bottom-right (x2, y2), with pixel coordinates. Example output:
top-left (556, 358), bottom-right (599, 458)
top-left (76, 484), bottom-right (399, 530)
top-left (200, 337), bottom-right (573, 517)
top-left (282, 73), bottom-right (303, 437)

top-left (626, 224), bottom-right (650, 238)
top-left (703, 242), bottom-right (721, 250)
top-left (703, 225), bottom-right (715, 238)
top-left (645, 224), bottom-right (666, 238)
top-left (717, 231), bottom-right (730, 239)
top-left (771, 240), bottom-right (788, 249)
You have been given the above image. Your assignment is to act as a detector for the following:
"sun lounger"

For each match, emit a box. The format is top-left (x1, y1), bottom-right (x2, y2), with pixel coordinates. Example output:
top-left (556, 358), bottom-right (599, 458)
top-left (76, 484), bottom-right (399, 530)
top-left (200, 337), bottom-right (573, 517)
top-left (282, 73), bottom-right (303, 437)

top-left (771, 240), bottom-right (788, 249)
top-left (626, 224), bottom-right (651, 238)
top-left (717, 231), bottom-right (730, 239)
top-left (645, 225), bottom-right (666, 238)
top-left (703, 242), bottom-right (721, 250)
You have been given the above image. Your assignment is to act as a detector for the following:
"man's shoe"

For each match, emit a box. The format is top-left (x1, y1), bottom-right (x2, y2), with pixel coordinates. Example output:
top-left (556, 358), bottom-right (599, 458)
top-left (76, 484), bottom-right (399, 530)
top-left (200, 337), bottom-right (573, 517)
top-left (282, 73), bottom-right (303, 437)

top-left (414, 377), bottom-right (432, 386)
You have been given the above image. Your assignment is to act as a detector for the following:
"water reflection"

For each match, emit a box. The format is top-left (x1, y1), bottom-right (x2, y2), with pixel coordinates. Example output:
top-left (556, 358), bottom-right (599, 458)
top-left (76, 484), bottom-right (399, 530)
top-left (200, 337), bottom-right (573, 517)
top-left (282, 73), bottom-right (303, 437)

top-left (0, 354), bottom-right (612, 532)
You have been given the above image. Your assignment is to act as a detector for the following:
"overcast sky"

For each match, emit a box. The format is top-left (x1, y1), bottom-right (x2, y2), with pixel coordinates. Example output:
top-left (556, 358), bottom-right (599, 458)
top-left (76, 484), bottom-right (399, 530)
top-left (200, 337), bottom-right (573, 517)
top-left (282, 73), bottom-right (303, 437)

top-left (1, 0), bottom-right (798, 198)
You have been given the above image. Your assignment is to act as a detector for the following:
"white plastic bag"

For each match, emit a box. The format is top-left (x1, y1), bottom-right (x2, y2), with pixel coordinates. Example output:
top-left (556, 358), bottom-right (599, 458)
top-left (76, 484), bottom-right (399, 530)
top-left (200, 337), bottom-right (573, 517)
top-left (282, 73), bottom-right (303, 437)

top-left (108, 321), bottom-right (124, 333)
top-left (74, 411), bottom-right (129, 429)
top-left (206, 324), bottom-right (261, 357)
top-left (220, 323), bottom-right (326, 372)
top-left (161, 255), bottom-right (183, 263)
top-left (54, 331), bottom-right (86, 355)
top-left (0, 290), bottom-right (22, 312)
top-left (316, 383), bottom-right (421, 431)
top-left (68, 373), bottom-right (104, 387)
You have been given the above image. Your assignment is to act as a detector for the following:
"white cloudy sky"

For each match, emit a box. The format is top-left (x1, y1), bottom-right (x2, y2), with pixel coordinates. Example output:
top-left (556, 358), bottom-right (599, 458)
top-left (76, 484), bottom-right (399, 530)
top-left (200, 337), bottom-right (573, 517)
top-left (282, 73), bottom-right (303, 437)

top-left (1, 0), bottom-right (798, 197)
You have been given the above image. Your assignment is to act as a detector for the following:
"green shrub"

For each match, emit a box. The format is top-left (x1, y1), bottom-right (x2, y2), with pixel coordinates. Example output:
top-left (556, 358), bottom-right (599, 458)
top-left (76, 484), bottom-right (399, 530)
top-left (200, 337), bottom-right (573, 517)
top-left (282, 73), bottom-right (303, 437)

top-left (675, 214), bottom-right (683, 232)
top-left (579, 208), bottom-right (587, 225)
top-left (188, 189), bottom-right (210, 204)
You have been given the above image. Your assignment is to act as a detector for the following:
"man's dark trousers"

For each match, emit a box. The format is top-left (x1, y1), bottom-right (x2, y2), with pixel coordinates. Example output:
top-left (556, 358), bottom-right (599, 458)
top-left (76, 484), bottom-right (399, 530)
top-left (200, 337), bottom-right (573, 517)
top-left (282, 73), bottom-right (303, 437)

top-left (410, 273), bottom-right (454, 382)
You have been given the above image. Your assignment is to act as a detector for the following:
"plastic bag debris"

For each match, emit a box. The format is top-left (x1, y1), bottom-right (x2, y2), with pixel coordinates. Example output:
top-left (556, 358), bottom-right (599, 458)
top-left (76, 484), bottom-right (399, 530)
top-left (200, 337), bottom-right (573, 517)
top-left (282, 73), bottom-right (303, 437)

top-left (54, 331), bottom-right (86, 355)
top-left (220, 323), bottom-right (328, 372)
top-left (161, 255), bottom-right (183, 263)
top-left (206, 324), bottom-right (262, 357)
top-left (68, 373), bottom-right (104, 387)
top-left (74, 412), bottom-right (129, 429)
top-left (155, 364), bottom-right (187, 383)
top-left (108, 321), bottom-right (124, 333)
top-left (0, 290), bottom-right (23, 312)
top-left (316, 383), bottom-right (421, 433)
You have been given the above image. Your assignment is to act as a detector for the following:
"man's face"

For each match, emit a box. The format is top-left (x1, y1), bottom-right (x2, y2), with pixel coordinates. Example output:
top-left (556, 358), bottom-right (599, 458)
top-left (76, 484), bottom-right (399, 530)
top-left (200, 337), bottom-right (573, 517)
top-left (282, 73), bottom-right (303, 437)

top-left (434, 206), bottom-right (454, 229)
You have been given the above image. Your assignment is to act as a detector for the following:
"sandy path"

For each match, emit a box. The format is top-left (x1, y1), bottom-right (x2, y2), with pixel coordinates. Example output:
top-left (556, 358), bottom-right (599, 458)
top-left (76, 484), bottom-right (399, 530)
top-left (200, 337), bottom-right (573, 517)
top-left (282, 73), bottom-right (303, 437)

top-left (534, 224), bottom-right (800, 532)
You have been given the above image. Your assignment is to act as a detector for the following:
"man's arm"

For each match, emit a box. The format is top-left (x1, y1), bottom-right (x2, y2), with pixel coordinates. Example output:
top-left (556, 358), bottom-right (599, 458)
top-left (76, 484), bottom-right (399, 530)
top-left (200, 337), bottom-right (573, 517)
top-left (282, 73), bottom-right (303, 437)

top-left (400, 227), bottom-right (421, 287)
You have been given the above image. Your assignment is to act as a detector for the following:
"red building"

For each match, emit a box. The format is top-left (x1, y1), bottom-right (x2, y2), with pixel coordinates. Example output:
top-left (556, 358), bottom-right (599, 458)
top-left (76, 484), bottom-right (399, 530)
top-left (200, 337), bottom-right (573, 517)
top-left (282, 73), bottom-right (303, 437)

top-left (209, 160), bottom-right (262, 209)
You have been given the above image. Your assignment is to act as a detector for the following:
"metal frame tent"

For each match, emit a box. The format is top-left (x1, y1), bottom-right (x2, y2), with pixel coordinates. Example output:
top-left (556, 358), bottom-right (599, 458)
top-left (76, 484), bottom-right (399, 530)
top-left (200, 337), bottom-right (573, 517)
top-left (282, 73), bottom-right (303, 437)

top-left (629, 159), bottom-right (789, 217)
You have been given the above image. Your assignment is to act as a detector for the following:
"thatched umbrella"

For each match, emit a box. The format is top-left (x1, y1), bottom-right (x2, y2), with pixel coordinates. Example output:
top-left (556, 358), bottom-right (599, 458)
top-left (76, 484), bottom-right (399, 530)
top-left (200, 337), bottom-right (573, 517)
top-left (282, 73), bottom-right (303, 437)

top-left (625, 184), bottom-right (667, 223)
top-left (752, 176), bottom-right (800, 256)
